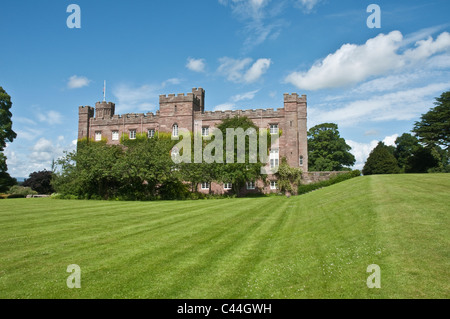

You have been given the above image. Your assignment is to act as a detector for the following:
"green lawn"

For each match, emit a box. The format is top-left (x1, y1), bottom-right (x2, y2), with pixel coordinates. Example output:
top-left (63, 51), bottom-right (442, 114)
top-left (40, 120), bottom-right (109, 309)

top-left (0, 174), bottom-right (448, 299)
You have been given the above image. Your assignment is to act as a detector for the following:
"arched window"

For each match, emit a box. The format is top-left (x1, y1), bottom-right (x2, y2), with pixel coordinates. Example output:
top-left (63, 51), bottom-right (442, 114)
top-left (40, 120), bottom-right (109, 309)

top-left (172, 124), bottom-right (178, 137)
top-left (299, 156), bottom-right (304, 166)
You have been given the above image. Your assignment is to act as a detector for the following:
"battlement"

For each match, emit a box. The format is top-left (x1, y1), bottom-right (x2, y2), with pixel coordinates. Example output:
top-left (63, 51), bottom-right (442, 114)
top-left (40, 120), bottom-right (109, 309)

top-left (283, 93), bottom-right (307, 103)
top-left (159, 92), bottom-right (200, 104)
top-left (195, 107), bottom-right (285, 120)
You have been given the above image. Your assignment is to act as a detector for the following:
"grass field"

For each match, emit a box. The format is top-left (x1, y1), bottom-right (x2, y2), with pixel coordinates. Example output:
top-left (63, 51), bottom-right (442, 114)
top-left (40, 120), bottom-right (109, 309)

top-left (0, 174), bottom-right (448, 299)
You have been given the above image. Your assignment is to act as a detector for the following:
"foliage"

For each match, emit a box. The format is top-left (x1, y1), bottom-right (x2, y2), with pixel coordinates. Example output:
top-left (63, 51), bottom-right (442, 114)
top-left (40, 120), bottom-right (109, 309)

top-left (363, 142), bottom-right (400, 175)
top-left (214, 116), bottom-right (271, 196)
top-left (0, 87), bottom-right (17, 192)
top-left (7, 185), bottom-right (37, 196)
top-left (413, 91), bottom-right (450, 150)
top-left (297, 170), bottom-right (361, 195)
top-left (405, 147), bottom-right (439, 173)
top-left (308, 123), bottom-right (355, 171)
top-left (394, 133), bottom-right (421, 172)
top-left (23, 170), bottom-right (54, 194)
top-left (275, 157), bottom-right (302, 194)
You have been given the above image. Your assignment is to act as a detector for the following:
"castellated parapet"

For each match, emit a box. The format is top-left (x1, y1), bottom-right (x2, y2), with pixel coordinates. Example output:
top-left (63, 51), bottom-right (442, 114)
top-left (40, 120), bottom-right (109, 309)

top-left (78, 87), bottom-right (309, 176)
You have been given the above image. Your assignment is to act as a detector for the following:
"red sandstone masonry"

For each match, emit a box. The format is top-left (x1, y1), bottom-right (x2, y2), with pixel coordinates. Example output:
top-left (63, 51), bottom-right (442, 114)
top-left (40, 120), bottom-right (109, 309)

top-left (78, 88), bottom-right (309, 193)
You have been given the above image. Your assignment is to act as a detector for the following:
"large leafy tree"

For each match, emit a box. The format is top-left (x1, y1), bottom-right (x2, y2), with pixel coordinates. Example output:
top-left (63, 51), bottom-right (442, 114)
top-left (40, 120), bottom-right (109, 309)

top-left (0, 87), bottom-right (17, 192)
top-left (394, 133), bottom-right (421, 172)
top-left (363, 142), bottom-right (400, 175)
top-left (23, 170), bottom-right (55, 194)
top-left (308, 123), bottom-right (355, 171)
top-left (215, 116), bottom-right (269, 196)
top-left (413, 91), bottom-right (450, 150)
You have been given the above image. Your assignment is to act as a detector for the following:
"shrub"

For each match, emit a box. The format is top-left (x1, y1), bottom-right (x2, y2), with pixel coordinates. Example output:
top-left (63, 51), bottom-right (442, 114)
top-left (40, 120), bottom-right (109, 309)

top-left (298, 170), bottom-right (361, 195)
top-left (7, 185), bottom-right (37, 196)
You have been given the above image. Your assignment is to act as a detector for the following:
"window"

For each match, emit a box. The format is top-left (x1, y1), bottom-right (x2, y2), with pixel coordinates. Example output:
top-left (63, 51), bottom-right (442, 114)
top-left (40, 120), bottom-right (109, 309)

top-left (112, 131), bottom-right (119, 141)
top-left (95, 131), bottom-right (102, 141)
top-left (174, 105), bottom-right (177, 113)
top-left (201, 182), bottom-right (210, 190)
top-left (270, 124), bottom-right (279, 135)
top-left (202, 127), bottom-right (209, 137)
top-left (246, 181), bottom-right (255, 190)
top-left (129, 130), bottom-right (136, 140)
top-left (172, 124), bottom-right (178, 137)
top-left (224, 183), bottom-right (232, 190)
top-left (270, 148), bottom-right (279, 169)
top-left (299, 156), bottom-right (304, 166)
top-left (148, 129), bottom-right (155, 138)
top-left (270, 181), bottom-right (278, 190)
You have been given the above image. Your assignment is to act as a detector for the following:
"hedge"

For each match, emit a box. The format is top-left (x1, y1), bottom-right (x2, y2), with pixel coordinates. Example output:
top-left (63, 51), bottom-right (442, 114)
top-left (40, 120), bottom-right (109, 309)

top-left (298, 170), bottom-right (361, 195)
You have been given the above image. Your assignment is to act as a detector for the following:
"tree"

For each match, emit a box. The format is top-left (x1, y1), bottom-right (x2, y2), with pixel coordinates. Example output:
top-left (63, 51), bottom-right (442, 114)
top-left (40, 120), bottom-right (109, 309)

top-left (23, 170), bottom-right (55, 194)
top-left (215, 116), bottom-right (269, 196)
top-left (394, 133), bottom-right (421, 172)
top-left (413, 91), bottom-right (450, 150)
top-left (0, 87), bottom-right (17, 192)
top-left (363, 142), bottom-right (400, 175)
top-left (275, 157), bottom-right (302, 195)
top-left (405, 147), bottom-right (439, 173)
top-left (308, 123), bottom-right (355, 171)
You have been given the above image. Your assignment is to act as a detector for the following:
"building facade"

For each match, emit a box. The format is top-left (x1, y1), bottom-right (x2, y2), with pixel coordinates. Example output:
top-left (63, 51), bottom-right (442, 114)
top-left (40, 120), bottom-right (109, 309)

top-left (78, 88), bottom-right (308, 194)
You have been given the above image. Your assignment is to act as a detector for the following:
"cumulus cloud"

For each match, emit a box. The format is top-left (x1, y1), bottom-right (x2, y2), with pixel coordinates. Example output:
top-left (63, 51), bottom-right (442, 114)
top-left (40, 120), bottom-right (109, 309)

top-left (37, 111), bottom-right (63, 125)
top-left (67, 75), bottom-right (91, 89)
top-left (311, 82), bottom-right (450, 127)
top-left (346, 134), bottom-right (398, 170)
top-left (218, 57), bottom-right (271, 83)
top-left (285, 31), bottom-right (450, 90)
top-left (186, 58), bottom-right (206, 73)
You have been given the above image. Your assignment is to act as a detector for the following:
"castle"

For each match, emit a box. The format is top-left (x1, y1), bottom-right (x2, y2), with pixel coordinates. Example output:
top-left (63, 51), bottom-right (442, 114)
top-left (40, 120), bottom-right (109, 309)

top-left (78, 88), bottom-right (308, 194)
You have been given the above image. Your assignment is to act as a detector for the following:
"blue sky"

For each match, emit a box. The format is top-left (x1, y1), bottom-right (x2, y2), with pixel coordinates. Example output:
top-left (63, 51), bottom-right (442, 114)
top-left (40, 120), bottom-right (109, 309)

top-left (1, 0), bottom-right (450, 177)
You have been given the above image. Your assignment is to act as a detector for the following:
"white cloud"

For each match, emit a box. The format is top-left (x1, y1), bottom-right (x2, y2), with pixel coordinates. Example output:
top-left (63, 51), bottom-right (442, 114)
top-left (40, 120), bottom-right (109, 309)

top-left (37, 111), bottom-right (63, 125)
top-left (231, 89), bottom-right (260, 102)
top-left (312, 82), bottom-right (450, 127)
top-left (295, 0), bottom-right (322, 13)
top-left (218, 0), bottom-right (284, 51)
top-left (218, 57), bottom-right (271, 83)
top-left (67, 75), bottom-right (91, 89)
top-left (346, 134), bottom-right (399, 170)
top-left (113, 84), bottom-right (159, 114)
top-left (285, 31), bottom-right (450, 91)
top-left (4, 137), bottom-right (76, 178)
top-left (186, 58), bottom-right (206, 73)
top-left (382, 134), bottom-right (399, 147)
top-left (213, 103), bottom-right (235, 111)
top-left (346, 139), bottom-right (379, 170)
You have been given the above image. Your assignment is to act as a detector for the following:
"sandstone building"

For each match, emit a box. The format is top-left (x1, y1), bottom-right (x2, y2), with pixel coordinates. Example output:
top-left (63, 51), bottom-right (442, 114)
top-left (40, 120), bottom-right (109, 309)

top-left (78, 88), bottom-right (308, 194)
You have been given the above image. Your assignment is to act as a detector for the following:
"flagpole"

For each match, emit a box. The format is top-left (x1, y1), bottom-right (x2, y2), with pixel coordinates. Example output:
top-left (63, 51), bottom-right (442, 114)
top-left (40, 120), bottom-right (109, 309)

top-left (103, 80), bottom-right (106, 102)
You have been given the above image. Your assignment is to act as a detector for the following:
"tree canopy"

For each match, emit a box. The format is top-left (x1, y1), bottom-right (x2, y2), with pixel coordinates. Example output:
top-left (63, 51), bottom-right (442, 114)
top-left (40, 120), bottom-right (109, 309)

top-left (0, 87), bottom-right (17, 192)
top-left (23, 170), bottom-right (55, 194)
top-left (413, 91), bottom-right (450, 150)
top-left (308, 123), bottom-right (355, 171)
top-left (363, 142), bottom-right (400, 175)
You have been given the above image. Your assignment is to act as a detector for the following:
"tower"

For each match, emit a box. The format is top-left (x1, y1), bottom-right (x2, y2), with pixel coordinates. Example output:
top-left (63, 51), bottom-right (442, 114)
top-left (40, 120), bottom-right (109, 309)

top-left (78, 106), bottom-right (94, 140)
top-left (283, 93), bottom-right (308, 172)
top-left (95, 101), bottom-right (115, 119)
